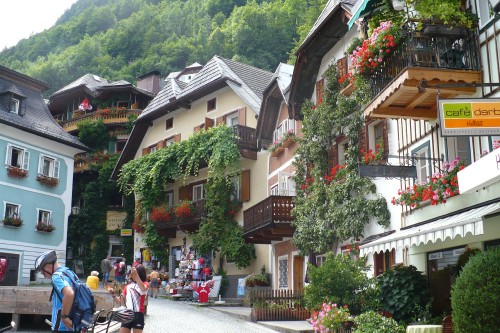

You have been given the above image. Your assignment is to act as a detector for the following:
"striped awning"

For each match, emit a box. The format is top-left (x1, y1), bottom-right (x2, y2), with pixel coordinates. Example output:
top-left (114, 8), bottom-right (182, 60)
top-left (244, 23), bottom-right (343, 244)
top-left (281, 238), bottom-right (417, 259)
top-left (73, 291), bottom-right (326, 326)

top-left (360, 202), bottom-right (500, 256)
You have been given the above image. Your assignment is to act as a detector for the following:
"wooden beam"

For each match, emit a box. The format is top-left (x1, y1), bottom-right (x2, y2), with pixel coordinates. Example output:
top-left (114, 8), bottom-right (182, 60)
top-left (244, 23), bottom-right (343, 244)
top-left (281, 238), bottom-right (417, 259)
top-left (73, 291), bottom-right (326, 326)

top-left (370, 106), bottom-right (437, 120)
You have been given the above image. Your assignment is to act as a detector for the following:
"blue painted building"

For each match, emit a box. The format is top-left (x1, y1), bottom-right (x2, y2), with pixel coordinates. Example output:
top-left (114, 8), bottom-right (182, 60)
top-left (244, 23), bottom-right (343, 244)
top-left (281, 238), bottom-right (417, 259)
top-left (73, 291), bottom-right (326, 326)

top-left (0, 65), bottom-right (88, 286)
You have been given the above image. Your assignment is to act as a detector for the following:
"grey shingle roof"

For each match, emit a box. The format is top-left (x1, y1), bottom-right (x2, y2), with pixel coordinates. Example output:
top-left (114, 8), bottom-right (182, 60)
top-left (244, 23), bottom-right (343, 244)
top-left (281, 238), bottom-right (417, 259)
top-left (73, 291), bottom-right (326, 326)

top-left (0, 67), bottom-right (88, 150)
top-left (51, 74), bottom-right (108, 97)
top-left (139, 56), bottom-right (273, 120)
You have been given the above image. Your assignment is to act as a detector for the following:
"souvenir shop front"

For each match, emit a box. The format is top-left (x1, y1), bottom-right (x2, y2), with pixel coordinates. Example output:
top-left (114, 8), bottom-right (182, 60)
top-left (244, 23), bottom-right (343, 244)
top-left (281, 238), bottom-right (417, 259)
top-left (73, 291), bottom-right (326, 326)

top-left (167, 244), bottom-right (216, 302)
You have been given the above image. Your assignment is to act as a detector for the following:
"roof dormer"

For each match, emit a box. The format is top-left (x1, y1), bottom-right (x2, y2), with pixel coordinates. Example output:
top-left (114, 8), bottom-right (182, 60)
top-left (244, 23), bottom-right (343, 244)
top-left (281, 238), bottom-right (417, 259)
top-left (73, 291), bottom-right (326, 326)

top-left (0, 83), bottom-right (27, 116)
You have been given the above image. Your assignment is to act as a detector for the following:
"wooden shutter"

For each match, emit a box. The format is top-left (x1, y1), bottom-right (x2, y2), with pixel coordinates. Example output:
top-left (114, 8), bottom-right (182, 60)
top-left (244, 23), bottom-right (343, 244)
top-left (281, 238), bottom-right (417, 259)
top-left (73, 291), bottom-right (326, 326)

top-left (238, 107), bottom-right (246, 126)
top-left (23, 150), bottom-right (30, 170)
top-left (216, 116), bottom-right (225, 125)
top-left (315, 79), bottom-right (324, 103)
top-left (358, 126), bottom-right (368, 152)
top-left (179, 185), bottom-right (190, 201)
top-left (156, 140), bottom-right (164, 150)
top-left (174, 134), bottom-right (181, 142)
top-left (241, 170), bottom-right (250, 202)
top-left (54, 160), bottom-right (60, 178)
top-left (328, 145), bottom-right (338, 170)
top-left (142, 147), bottom-right (149, 156)
top-left (205, 117), bottom-right (214, 129)
top-left (337, 57), bottom-right (348, 80)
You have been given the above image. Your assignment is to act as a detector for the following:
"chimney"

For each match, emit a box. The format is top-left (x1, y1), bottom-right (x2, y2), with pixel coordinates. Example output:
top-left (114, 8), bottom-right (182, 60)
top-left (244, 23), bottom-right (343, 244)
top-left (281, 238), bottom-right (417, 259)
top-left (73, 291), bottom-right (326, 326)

top-left (136, 70), bottom-right (161, 95)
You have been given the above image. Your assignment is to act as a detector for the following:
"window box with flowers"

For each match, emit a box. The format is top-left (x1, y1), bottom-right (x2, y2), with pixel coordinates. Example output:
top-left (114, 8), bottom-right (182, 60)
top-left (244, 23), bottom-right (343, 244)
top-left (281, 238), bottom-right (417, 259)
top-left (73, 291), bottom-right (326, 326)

top-left (2, 216), bottom-right (23, 228)
top-left (6, 166), bottom-right (28, 179)
top-left (391, 158), bottom-right (466, 208)
top-left (36, 174), bottom-right (59, 187)
top-left (174, 200), bottom-right (194, 219)
top-left (150, 206), bottom-right (172, 223)
top-left (36, 221), bottom-right (55, 232)
top-left (269, 131), bottom-right (297, 157)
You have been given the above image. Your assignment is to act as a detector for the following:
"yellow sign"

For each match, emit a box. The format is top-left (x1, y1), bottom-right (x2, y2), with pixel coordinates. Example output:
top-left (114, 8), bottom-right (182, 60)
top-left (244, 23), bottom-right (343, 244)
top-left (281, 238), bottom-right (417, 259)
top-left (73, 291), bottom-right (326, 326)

top-left (121, 229), bottom-right (133, 236)
top-left (439, 98), bottom-right (500, 136)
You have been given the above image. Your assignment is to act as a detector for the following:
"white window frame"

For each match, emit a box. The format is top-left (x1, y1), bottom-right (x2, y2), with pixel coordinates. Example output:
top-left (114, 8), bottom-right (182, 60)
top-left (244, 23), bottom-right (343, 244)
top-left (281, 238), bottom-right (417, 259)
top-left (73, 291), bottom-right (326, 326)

top-left (413, 143), bottom-right (431, 183)
top-left (476, 0), bottom-right (495, 28)
top-left (6, 144), bottom-right (30, 170)
top-left (226, 112), bottom-right (239, 127)
top-left (166, 191), bottom-right (174, 207)
top-left (278, 172), bottom-right (296, 196)
top-left (270, 184), bottom-right (279, 196)
top-left (446, 137), bottom-right (470, 164)
top-left (316, 254), bottom-right (326, 267)
top-left (273, 119), bottom-right (296, 143)
top-left (367, 121), bottom-right (384, 152)
top-left (338, 140), bottom-right (349, 166)
top-left (278, 255), bottom-right (288, 289)
top-left (192, 184), bottom-right (205, 201)
top-left (230, 176), bottom-right (241, 201)
top-left (149, 146), bottom-right (157, 153)
top-left (9, 97), bottom-right (20, 114)
top-left (38, 154), bottom-right (60, 178)
top-left (4, 202), bottom-right (20, 219)
top-left (37, 209), bottom-right (52, 225)
top-left (164, 137), bottom-right (175, 146)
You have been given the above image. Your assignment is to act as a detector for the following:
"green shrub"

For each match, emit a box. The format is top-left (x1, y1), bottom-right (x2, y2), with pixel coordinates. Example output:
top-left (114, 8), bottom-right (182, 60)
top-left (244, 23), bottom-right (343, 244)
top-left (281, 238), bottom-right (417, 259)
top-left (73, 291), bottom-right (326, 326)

top-left (451, 248), bottom-right (500, 333)
top-left (353, 311), bottom-right (405, 333)
top-left (377, 265), bottom-right (430, 324)
top-left (304, 253), bottom-right (370, 314)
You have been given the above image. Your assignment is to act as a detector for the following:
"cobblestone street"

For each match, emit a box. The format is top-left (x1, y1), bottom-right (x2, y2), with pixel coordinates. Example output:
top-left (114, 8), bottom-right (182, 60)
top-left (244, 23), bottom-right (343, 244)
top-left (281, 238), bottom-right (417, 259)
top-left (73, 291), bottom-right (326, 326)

top-left (143, 298), bottom-right (279, 333)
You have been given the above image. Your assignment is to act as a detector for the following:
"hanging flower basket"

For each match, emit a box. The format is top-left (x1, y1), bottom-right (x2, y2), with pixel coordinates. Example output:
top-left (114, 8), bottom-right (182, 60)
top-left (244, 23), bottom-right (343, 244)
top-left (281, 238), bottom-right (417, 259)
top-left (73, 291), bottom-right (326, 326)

top-left (6, 166), bottom-right (28, 179)
top-left (36, 222), bottom-right (55, 232)
top-left (36, 174), bottom-right (59, 188)
top-left (2, 217), bottom-right (23, 227)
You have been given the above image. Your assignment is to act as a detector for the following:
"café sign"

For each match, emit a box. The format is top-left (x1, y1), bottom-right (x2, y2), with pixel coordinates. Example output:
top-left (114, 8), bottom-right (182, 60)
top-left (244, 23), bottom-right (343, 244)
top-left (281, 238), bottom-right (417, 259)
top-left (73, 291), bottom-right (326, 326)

top-left (438, 98), bottom-right (500, 136)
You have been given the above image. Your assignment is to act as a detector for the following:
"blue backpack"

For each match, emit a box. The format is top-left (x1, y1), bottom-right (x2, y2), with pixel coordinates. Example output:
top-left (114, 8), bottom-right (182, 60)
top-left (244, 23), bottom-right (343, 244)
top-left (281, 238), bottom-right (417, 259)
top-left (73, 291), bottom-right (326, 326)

top-left (51, 269), bottom-right (96, 330)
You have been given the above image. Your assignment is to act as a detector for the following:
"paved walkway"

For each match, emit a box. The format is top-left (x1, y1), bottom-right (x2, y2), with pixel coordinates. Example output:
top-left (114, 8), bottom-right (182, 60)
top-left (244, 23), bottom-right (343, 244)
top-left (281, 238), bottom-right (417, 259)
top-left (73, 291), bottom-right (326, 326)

top-left (143, 298), bottom-right (314, 333)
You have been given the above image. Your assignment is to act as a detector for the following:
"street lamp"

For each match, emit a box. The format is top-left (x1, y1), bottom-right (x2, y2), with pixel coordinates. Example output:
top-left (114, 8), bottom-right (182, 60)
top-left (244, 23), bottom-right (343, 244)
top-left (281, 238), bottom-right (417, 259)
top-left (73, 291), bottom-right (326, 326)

top-left (71, 206), bottom-right (80, 215)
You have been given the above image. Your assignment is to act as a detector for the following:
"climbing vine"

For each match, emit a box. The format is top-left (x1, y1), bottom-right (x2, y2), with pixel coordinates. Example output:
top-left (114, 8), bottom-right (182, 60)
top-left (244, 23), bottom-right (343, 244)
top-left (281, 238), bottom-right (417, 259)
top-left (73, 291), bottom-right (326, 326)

top-left (118, 125), bottom-right (255, 268)
top-left (292, 64), bottom-right (390, 255)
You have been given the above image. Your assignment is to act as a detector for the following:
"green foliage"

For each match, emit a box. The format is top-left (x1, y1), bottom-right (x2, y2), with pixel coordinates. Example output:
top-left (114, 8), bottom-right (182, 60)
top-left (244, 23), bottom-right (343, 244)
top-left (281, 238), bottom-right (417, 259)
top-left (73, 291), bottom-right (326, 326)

top-left (1, 0), bottom-right (327, 95)
top-left (451, 248), bottom-right (500, 333)
top-left (453, 246), bottom-right (480, 277)
top-left (119, 125), bottom-right (254, 268)
top-left (214, 268), bottom-right (229, 297)
top-left (142, 221), bottom-right (170, 266)
top-left (409, 0), bottom-right (478, 28)
top-left (245, 265), bottom-right (270, 287)
top-left (353, 311), bottom-right (405, 333)
top-left (125, 114), bottom-right (138, 134)
top-left (304, 252), bottom-right (371, 314)
top-left (377, 265), bottom-right (431, 324)
top-left (292, 64), bottom-right (390, 255)
top-left (77, 119), bottom-right (109, 150)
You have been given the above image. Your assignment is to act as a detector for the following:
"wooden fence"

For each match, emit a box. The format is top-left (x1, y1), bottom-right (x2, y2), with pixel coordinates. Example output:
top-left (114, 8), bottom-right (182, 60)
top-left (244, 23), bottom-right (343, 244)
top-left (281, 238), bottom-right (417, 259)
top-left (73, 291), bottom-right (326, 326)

top-left (250, 289), bottom-right (310, 322)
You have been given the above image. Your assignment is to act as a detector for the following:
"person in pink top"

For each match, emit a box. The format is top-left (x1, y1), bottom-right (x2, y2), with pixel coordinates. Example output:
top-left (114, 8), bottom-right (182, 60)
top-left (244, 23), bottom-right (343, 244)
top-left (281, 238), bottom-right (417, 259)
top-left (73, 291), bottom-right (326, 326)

top-left (110, 264), bottom-right (149, 333)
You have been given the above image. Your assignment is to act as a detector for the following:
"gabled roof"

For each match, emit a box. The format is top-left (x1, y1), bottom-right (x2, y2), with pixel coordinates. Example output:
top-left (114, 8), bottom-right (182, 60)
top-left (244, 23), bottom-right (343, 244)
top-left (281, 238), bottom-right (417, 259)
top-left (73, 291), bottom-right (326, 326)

top-left (288, 0), bottom-right (354, 119)
top-left (0, 66), bottom-right (88, 151)
top-left (111, 56), bottom-right (273, 180)
top-left (256, 63), bottom-right (294, 145)
top-left (51, 74), bottom-right (109, 98)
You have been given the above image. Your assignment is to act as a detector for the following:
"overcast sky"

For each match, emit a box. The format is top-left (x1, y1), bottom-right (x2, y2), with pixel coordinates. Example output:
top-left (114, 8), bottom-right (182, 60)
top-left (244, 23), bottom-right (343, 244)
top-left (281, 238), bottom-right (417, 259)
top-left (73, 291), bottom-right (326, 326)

top-left (0, 0), bottom-right (78, 50)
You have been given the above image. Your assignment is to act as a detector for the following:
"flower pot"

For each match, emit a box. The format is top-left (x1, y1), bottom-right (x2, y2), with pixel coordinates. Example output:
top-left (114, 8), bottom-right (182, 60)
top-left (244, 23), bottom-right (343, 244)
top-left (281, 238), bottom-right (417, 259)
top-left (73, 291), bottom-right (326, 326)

top-left (422, 24), bottom-right (466, 38)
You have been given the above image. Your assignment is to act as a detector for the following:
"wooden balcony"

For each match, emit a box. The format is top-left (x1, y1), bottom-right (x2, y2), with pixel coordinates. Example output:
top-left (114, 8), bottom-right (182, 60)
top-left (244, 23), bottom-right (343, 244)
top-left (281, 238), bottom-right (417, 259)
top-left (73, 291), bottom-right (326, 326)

top-left (243, 196), bottom-right (295, 244)
top-left (61, 109), bottom-right (142, 132)
top-left (356, 26), bottom-right (481, 120)
top-left (154, 200), bottom-right (206, 238)
top-left (233, 125), bottom-right (258, 159)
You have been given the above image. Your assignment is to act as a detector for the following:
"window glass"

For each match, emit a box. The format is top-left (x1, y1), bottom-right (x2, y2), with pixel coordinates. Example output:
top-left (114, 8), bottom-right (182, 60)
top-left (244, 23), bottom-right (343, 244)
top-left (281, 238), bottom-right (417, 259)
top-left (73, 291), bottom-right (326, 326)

top-left (192, 184), bottom-right (204, 201)
top-left (446, 137), bottom-right (470, 164)
top-left (9, 98), bottom-right (19, 114)
top-left (166, 191), bottom-right (174, 207)
top-left (38, 210), bottom-right (51, 224)
top-left (230, 177), bottom-right (241, 200)
top-left (207, 98), bottom-right (216, 112)
top-left (278, 257), bottom-right (288, 288)
top-left (477, 0), bottom-right (495, 27)
top-left (338, 141), bottom-right (349, 166)
top-left (226, 113), bottom-right (238, 127)
top-left (5, 203), bottom-right (19, 218)
top-left (149, 146), bottom-right (157, 153)
top-left (413, 144), bottom-right (430, 183)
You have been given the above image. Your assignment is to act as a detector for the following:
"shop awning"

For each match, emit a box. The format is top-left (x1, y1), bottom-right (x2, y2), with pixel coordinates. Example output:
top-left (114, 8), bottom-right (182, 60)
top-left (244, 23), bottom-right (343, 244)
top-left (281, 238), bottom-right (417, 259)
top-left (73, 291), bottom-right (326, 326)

top-left (360, 202), bottom-right (500, 256)
top-left (347, 0), bottom-right (383, 28)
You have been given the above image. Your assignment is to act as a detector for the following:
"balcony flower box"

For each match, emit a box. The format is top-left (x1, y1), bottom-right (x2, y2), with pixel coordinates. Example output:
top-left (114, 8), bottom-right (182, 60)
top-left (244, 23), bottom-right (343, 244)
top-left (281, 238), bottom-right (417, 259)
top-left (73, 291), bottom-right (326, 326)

top-left (174, 200), bottom-right (194, 218)
top-left (36, 222), bottom-right (55, 232)
top-left (150, 206), bottom-right (173, 223)
top-left (2, 217), bottom-right (23, 227)
top-left (269, 132), bottom-right (297, 157)
top-left (6, 166), bottom-right (28, 179)
top-left (36, 175), bottom-right (59, 188)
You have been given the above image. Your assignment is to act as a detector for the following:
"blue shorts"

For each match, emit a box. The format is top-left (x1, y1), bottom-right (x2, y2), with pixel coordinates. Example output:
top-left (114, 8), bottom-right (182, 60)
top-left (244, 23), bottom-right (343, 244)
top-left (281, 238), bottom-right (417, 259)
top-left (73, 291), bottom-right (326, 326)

top-left (103, 271), bottom-right (110, 282)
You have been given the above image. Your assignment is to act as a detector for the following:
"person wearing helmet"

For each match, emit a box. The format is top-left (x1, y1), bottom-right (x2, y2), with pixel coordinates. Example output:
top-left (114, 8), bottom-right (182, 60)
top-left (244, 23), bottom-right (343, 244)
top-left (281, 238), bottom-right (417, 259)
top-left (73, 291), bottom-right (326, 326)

top-left (109, 264), bottom-right (149, 333)
top-left (34, 250), bottom-right (75, 332)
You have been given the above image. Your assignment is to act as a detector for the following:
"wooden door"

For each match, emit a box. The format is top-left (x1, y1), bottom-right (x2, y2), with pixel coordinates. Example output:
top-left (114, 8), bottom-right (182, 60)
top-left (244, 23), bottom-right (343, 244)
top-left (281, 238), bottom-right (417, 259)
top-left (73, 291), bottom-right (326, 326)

top-left (293, 256), bottom-right (304, 291)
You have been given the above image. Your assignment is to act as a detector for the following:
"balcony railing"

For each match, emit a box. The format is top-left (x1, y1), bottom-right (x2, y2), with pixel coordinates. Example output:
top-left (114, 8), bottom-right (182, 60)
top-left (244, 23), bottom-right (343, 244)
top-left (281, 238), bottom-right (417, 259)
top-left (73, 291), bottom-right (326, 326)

top-left (154, 199), bottom-right (206, 230)
top-left (233, 125), bottom-right (257, 151)
top-left (60, 109), bottom-right (141, 132)
top-left (243, 196), bottom-right (295, 234)
top-left (365, 24), bottom-right (480, 100)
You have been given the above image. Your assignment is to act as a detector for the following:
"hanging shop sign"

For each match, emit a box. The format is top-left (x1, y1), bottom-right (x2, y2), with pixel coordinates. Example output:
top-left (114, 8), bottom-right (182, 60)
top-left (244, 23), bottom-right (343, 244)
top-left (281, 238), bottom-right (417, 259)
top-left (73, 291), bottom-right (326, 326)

top-left (120, 229), bottom-right (133, 236)
top-left (358, 164), bottom-right (417, 179)
top-left (438, 98), bottom-right (500, 136)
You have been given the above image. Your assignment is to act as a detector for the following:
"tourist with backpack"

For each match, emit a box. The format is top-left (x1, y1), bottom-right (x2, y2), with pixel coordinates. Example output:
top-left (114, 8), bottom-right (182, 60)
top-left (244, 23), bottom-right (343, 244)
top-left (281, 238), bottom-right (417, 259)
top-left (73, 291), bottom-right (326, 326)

top-left (109, 264), bottom-right (149, 333)
top-left (34, 250), bottom-right (95, 332)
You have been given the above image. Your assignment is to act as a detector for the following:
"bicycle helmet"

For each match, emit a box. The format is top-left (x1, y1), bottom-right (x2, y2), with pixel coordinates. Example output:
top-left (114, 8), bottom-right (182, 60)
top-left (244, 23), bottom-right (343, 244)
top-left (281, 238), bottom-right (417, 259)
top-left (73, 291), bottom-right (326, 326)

top-left (111, 307), bottom-right (134, 324)
top-left (34, 250), bottom-right (57, 274)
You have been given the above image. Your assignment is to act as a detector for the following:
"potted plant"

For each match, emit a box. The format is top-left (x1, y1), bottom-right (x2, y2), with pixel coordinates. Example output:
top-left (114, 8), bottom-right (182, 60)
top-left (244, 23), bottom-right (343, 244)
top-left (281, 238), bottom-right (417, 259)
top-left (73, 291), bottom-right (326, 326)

top-left (6, 166), bottom-right (28, 179)
top-left (245, 265), bottom-right (271, 287)
top-left (150, 206), bottom-right (172, 223)
top-left (2, 216), bottom-right (23, 227)
top-left (174, 200), bottom-right (194, 218)
top-left (409, 0), bottom-right (478, 30)
top-left (36, 221), bottom-right (55, 232)
top-left (310, 303), bottom-right (352, 333)
top-left (36, 174), bottom-right (59, 187)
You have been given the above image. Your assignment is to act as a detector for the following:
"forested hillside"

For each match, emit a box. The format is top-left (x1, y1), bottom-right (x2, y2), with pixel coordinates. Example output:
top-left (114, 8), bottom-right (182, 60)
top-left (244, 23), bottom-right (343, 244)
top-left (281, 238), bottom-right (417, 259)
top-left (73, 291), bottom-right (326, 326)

top-left (0, 0), bottom-right (327, 96)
